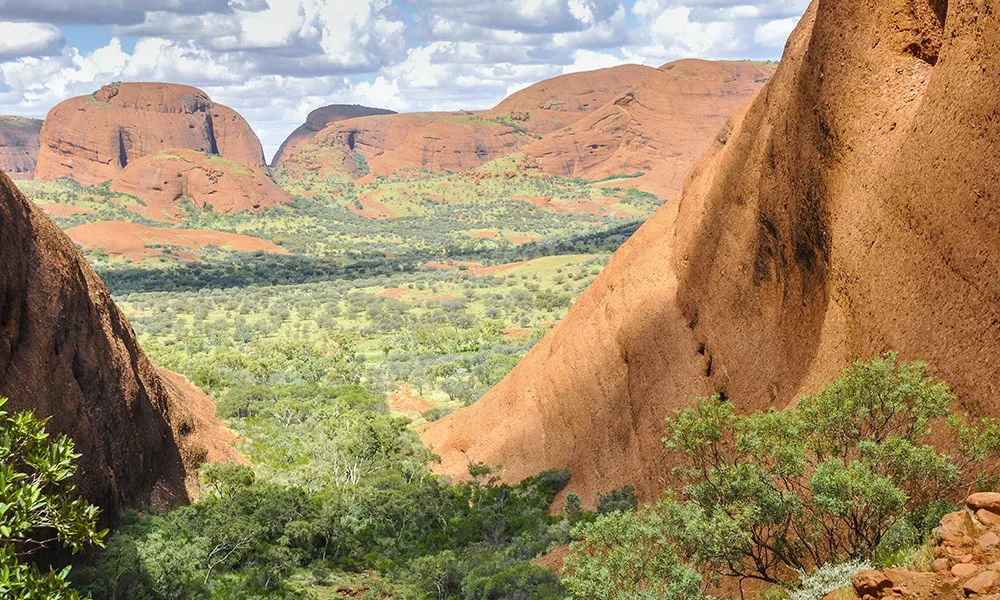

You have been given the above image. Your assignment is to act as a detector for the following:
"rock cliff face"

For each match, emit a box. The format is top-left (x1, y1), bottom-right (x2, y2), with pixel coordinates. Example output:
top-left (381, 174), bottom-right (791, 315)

top-left (484, 64), bottom-right (656, 137)
top-left (35, 83), bottom-right (268, 187)
top-left (295, 112), bottom-right (530, 180)
top-left (522, 60), bottom-right (774, 198)
top-left (422, 0), bottom-right (1000, 505)
top-left (0, 169), bottom-right (238, 518)
top-left (274, 65), bottom-right (656, 179)
top-left (270, 104), bottom-right (396, 167)
top-left (110, 149), bottom-right (293, 222)
top-left (0, 116), bottom-right (43, 179)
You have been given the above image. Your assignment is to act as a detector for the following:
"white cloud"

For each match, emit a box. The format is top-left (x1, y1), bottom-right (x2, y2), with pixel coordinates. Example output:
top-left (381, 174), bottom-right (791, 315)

top-left (0, 0), bottom-right (808, 162)
top-left (0, 0), bottom-right (240, 25)
top-left (754, 17), bottom-right (800, 47)
top-left (563, 49), bottom-right (624, 74)
top-left (623, 1), bottom-right (806, 63)
top-left (0, 22), bottom-right (64, 59)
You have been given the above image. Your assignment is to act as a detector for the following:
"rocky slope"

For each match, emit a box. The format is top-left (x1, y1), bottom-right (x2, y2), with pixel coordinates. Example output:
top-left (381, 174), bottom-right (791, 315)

top-left (839, 494), bottom-right (1000, 599)
top-left (485, 64), bottom-right (656, 137)
top-left (0, 169), bottom-right (238, 519)
top-left (422, 0), bottom-right (1000, 506)
top-left (0, 116), bottom-right (43, 179)
top-left (110, 149), bottom-right (293, 222)
top-left (270, 104), bottom-right (395, 167)
top-left (288, 112), bottom-right (529, 180)
top-left (35, 83), bottom-right (268, 186)
top-left (274, 65), bottom-right (655, 179)
top-left (522, 60), bottom-right (774, 198)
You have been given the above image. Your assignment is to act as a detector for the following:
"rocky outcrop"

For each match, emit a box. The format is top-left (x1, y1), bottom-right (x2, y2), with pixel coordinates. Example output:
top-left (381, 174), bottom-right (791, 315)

top-left (522, 60), bottom-right (774, 198)
top-left (110, 149), bottom-right (293, 222)
top-left (835, 495), bottom-right (1000, 599)
top-left (293, 112), bottom-right (530, 180)
top-left (485, 64), bottom-right (655, 137)
top-left (0, 169), bottom-right (239, 519)
top-left (35, 83), bottom-right (268, 187)
top-left (275, 65), bottom-right (656, 179)
top-left (0, 116), bottom-right (43, 179)
top-left (270, 104), bottom-right (395, 167)
top-left (422, 0), bottom-right (1000, 506)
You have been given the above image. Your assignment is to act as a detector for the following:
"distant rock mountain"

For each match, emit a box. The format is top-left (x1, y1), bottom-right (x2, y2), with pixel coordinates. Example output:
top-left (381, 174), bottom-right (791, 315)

top-left (270, 104), bottom-right (396, 167)
top-left (0, 116), bottom-right (43, 179)
top-left (37, 83), bottom-right (268, 185)
top-left (522, 60), bottom-right (775, 198)
top-left (0, 169), bottom-right (239, 519)
top-left (274, 62), bottom-right (772, 199)
top-left (422, 0), bottom-right (1000, 505)
top-left (484, 64), bottom-right (657, 137)
top-left (35, 83), bottom-right (291, 222)
top-left (280, 111), bottom-right (530, 182)
top-left (273, 64), bottom-right (655, 180)
top-left (111, 149), bottom-right (293, 223)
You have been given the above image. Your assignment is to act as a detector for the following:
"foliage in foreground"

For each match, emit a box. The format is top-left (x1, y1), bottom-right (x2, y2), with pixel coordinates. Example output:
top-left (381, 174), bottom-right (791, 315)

top-left (73, 384), bottom-right (584, 599)
top-left (563, 353), bottom-right (1000, 596)
top-left (0, 398), bottom-right (107, 599)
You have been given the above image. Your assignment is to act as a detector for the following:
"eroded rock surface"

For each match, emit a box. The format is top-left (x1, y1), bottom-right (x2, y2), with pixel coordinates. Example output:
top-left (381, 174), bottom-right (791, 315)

top-left (422, 0), bottom-right (1000, 506)
top-left (0, 116), bottom-right (43, 179)
top-left (0, 170), bottom-right (239, 519)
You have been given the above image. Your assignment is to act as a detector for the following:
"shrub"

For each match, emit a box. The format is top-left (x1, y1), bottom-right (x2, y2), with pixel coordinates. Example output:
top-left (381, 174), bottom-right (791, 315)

top-left (662, 352), bottom-right (1000, 587)
top-left (597, 484), bottom-right (638, 514)
top-left (790, 560), bottom-right (873, 600)
top-left (0, 398), bottom-right (107, 598)
top-left (562, 507), bottom-right (703, 600)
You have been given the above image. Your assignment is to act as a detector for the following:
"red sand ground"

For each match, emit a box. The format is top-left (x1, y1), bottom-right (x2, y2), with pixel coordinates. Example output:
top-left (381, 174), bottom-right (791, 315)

top-left (348, 192), bottom-right (397, 220)
top-left (66, 220), bottom-right (288, 263)
top-left (501, 328), bottom-right (533, 339)
top-left (378, 287), bottom-right (409, 299)
top-left (386, 384), bottom-right (435, 419)
top-left (36, 203), bottom-right (95, 217)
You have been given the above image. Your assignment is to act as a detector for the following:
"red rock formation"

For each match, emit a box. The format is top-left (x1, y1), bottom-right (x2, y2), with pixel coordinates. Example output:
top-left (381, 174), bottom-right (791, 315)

top-left (35, 83), bottom-right (267, 187)
top-left (0, 116), bottom-right (43, 179)
top-left (522, 60), bottom-right (774, 198)
top-left (110, 149), bottom-right (292, 222)
top-left (422, 0), bottom-right (1000, 506)
top-left (835, 495), bottom-right (1000, 599)
top-left (315, 112), bottom-right (528, 178)
top-left (485, 64), bottom-right (655, 137)
top-left (0, 169), bottom-right (239, 518)
top-left (276, 65), bottom-right (656, 179)
top-left (270, 104), bottom-right (395, 167)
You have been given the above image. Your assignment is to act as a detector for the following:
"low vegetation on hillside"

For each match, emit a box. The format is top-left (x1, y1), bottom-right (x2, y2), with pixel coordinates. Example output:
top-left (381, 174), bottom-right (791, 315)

top-left (563, 354), bottom-right (1000, 599)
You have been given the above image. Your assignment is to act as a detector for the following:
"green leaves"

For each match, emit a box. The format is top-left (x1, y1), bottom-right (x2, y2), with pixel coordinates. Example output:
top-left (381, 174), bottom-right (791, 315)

top-left (654, 353), bottom-right (1000, 588)
top-left (0, 397), bottom-right (106, 598)
top-left (563, 506), bottom-right (703, 600)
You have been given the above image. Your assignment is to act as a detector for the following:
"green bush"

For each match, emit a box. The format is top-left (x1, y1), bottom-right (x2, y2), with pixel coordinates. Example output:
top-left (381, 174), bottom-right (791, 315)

top-left (596, 485), bottom-right (637, 514)
top-left (0, 398), bottom-right (107, 599)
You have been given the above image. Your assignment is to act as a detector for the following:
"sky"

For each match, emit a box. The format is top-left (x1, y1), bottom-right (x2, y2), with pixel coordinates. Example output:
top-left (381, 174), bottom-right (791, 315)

top-left (0, 0), bottom-right (809, 161)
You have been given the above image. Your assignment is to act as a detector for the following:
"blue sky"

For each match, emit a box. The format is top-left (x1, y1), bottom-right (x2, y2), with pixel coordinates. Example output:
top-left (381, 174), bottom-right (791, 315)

top-left (0, 0), bottom-right (809, 160)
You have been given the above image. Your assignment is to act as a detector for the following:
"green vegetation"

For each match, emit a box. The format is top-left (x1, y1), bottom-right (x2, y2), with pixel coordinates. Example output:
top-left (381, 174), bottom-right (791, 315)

top-left (18, 158), bottom-right (662, 598)
top-left (564, 353), bottom-right (1000, 598)
top-left (69, 381), bottom-right (613, 598)
top-left (0, 116), bottom-right (43, 129)
top-left (0, 398), bottom-right (107, 599)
